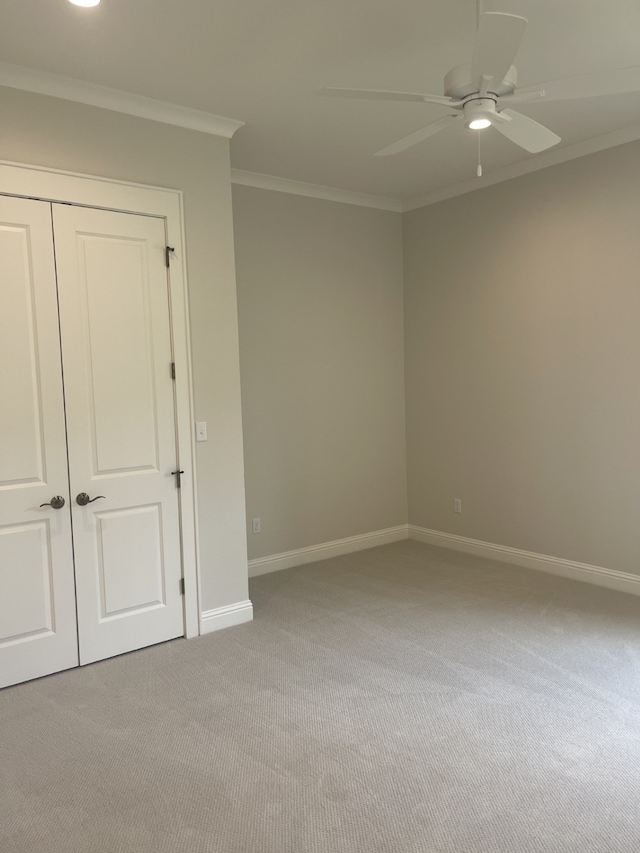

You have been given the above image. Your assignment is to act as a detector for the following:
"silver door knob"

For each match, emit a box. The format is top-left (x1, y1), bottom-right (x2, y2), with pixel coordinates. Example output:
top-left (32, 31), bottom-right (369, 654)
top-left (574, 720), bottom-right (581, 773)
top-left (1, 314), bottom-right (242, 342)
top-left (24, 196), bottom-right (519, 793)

top-left (76, 493), bottom-right (106, 506)
top-left (40, 496), bottom-right (66, 509)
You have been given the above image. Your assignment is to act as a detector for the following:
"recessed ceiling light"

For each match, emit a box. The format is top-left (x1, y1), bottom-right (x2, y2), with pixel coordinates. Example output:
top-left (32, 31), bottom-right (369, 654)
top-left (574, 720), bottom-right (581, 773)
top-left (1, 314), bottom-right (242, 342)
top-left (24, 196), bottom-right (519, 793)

top-left (68, 0), bottom-right (100, 7)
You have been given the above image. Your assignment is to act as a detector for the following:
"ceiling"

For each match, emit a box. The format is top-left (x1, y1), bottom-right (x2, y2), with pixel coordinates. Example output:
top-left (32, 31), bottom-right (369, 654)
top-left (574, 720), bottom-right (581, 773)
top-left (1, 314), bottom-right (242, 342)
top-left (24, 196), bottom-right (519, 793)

top-left (2, 0), bottom-right (640, 204)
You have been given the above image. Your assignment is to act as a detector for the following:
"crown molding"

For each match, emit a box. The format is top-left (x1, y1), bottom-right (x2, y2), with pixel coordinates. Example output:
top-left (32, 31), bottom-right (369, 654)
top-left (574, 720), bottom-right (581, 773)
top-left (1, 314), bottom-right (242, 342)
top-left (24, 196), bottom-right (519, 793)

top-left (402, 121), bottom-right (640, 212)
top-left (233, 119), bottom-right (640, 214)
top-left (231, 169), bottom-right (402, 212)
top-left (0, 62), bottom-right (244, 139)
top-left (6, 60), bottom-right (636, 209)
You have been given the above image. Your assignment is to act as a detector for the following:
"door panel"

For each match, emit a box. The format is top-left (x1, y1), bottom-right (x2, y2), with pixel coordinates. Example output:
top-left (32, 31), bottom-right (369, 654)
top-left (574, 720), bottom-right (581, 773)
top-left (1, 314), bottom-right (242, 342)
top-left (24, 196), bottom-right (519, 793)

top-left (0, 196), bottom-right (78, 689)
top-left (52, 205), bottom-right (184, 665)
top-left (82, 235), bottom-right (160, 474)
top-left (0, 521), bottom-right (56, 640)
top-left (96, 503), bottom-right (165, 618)
top-left (0, 206), bottom-right (52, 486)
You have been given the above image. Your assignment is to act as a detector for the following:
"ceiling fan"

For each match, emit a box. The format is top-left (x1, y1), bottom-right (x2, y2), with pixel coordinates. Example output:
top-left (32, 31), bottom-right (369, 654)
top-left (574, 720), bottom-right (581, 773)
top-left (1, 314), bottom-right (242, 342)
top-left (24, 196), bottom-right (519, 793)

top-left (319, 1), bottom-right (640, 167)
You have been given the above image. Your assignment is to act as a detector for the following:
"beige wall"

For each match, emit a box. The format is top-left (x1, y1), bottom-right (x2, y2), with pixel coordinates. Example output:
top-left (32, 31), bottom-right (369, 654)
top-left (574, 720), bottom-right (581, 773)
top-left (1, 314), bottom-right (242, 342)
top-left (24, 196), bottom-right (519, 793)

top-left (6, 84), bottom-right (638, 594)
top-left (404, 140), bottom-right (640, 575)
top-left (232, 185), bottom-right (407, 559)
top-left (0, 87), bottom-right (248, 613)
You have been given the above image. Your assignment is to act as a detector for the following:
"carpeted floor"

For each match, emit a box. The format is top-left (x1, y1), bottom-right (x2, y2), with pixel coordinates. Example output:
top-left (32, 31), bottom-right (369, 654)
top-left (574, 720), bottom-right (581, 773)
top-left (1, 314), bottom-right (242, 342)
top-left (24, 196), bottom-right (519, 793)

top-left (2, 540), bottom-right (640, 852)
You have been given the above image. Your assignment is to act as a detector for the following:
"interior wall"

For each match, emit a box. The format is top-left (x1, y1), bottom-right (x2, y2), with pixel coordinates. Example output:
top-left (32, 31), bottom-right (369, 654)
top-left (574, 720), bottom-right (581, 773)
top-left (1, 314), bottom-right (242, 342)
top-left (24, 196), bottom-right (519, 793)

top-left (404, 139), bottom-right (640, 575)
top-left (0, 87), bottom-right (248, 614)
top-left (7, 85), bottom-right (639, 600)
top-left (232, 185), bottom-right (407, 560)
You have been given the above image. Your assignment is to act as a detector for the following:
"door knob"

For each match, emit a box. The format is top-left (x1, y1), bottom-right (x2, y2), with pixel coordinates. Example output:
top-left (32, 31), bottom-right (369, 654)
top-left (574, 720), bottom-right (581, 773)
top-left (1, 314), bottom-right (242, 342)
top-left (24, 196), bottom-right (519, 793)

top-left (40, 496), bottom-right (66, 509)
top-left (76, 493), bottom-right (106, 506)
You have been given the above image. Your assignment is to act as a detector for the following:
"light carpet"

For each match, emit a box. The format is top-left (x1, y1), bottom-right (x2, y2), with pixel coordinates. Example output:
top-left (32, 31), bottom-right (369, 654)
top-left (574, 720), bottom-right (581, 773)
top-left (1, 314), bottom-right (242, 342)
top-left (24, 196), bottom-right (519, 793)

top-left (2, 540), bottom-right (640, 852)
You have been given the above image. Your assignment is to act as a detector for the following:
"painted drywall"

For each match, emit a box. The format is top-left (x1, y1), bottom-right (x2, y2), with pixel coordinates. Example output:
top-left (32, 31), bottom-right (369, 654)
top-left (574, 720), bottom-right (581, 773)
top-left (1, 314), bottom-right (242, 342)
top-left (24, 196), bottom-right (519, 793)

top-left (404, 139), bottom-right (640, 576)
top-left (0, 87), bottom-right (248, 613)
top-left (232, 185), bottom-right (407, 559)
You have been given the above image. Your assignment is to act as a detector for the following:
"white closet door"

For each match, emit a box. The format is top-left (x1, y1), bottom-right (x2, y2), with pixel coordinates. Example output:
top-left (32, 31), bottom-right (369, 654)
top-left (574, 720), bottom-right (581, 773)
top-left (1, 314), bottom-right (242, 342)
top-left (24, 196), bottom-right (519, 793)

top-left (0, 197), bottom-right (78, 689)
top-left (52, 205), bottom-right (184, 665)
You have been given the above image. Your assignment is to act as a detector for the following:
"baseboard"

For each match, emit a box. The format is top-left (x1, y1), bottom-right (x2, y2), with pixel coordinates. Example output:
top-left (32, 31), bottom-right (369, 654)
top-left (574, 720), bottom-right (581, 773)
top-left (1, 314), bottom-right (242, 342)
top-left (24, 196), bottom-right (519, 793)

top-left (200, 599), bottom-right (254, 635)
top-left (247, 522), bottom-right (640, 597)
top-left (248, 525), bottom-right (409, 578)
top-left (408, 525), bottom-right (640, 597)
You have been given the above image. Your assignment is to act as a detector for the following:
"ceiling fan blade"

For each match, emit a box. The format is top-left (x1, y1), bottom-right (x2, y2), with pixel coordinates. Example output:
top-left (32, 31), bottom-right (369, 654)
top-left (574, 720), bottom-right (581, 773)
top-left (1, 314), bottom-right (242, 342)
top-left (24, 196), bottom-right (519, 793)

top-left (374, 115), bottom-right (460, 156)
top-left (471, 13), bottom-right (528, 91)
top-left (493, 109), bottom-right (561, 153)
top-left (517, 67), bottom-right (640, 103)
top-left (318, 87), bottom-right (457, 107)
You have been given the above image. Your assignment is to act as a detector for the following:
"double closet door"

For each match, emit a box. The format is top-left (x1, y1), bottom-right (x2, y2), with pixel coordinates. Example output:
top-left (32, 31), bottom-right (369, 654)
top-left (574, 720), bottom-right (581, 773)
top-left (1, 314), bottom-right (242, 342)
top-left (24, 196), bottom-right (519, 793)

top-left (0, 195), bottom-right (185, 690)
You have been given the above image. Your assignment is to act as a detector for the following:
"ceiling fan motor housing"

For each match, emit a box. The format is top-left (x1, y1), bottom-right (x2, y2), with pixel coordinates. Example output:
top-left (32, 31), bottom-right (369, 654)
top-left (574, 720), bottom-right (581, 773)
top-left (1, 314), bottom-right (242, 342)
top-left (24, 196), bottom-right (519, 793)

top-left (463, 97), bottom-right (498, 128)
top-left (444, 62), bottom-right (518, 99)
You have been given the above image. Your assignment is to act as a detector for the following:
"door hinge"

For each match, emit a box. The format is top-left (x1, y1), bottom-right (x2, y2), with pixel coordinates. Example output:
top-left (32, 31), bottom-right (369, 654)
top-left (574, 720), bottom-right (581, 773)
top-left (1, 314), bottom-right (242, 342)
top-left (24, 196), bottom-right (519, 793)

top-left (179, 577), bottom-right (185, 595)
top-left (171, 362), bottom-right (176, 380)
top-left (171, 469), bottom-right (184, 488)
top-left (165, 246), bottom-right (175, 268)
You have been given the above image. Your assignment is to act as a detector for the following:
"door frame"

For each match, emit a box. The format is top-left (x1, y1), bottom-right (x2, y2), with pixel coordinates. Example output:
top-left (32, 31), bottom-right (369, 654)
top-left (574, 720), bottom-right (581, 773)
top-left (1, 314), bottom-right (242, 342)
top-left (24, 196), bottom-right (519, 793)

top-left (0, 159), bottom-right (200, 640)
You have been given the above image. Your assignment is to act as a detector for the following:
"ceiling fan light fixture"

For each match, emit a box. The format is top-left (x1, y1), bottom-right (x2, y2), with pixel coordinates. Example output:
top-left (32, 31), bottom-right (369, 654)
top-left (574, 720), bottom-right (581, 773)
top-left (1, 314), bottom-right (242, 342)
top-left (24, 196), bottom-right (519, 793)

top-left (468, 117), bottom-right (492, 130)
top-left (464, 97), bottom-right (496, 131)
top-left (68, 0), bottom-right (101, 6)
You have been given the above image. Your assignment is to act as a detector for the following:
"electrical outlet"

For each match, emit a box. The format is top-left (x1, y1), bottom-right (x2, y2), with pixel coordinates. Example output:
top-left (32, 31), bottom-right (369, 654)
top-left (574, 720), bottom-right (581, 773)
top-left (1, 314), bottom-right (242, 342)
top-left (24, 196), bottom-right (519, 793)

top-left (453, 498), bottom-right (462, 513)
top-left (252, 517), bottom-right (261, 534)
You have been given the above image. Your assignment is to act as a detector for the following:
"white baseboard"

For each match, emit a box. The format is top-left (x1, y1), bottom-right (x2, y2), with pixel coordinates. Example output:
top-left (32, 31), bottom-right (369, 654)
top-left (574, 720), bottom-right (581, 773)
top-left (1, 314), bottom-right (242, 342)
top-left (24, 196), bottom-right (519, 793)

top-left (245, 521), bottom-right (640, 598)
top-left (248, 525), bottom-right (409, 578)
top-left (408, 525), bottom-right (640, 597)
top-left (200, 599), bottom-right (254, 635)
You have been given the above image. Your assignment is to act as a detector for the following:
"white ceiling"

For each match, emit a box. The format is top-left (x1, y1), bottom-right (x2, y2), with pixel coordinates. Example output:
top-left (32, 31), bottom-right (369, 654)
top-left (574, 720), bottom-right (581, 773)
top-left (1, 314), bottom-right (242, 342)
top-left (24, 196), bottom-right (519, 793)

top-left (2, 0), bottom-right (640, 204)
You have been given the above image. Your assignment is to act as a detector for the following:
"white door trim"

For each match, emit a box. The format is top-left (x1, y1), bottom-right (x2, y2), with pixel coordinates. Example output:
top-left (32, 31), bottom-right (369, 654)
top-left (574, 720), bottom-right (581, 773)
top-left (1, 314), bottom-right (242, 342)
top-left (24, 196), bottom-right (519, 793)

top-left (0, 159), bottom-right (200, 640)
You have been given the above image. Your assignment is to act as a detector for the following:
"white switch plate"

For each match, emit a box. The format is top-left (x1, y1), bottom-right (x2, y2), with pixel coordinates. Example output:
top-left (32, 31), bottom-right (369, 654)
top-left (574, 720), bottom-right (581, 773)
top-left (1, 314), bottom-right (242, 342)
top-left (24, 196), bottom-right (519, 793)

top-left (252, 517), bottom-right (261, 534)
top-left (453, 498), bottom-right (462, 513)
top-left (196, 421), bottom-right (208, 442)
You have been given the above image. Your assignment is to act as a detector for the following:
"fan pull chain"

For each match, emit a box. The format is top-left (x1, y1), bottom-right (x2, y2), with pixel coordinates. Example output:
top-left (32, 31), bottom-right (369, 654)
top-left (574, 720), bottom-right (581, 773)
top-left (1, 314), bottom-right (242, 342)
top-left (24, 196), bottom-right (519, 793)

top-left (477, 131), bottom-right (483, 177)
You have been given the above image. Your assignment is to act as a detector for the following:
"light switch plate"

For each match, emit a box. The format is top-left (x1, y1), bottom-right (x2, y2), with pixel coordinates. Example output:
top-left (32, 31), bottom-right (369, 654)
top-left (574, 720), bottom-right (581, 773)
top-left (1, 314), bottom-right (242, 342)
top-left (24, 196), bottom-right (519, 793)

top-left (196, 421), bottom-right (208, 442)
